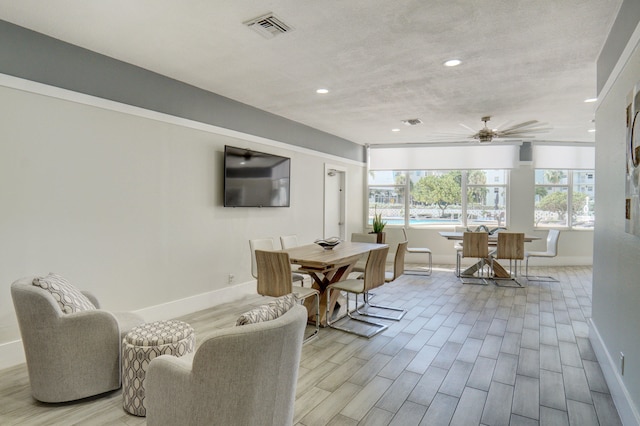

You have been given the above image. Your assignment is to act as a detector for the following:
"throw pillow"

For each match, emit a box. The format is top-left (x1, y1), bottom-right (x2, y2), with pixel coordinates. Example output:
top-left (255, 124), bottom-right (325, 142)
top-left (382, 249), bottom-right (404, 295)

top-left (236, 293), bottom-right (296, 326)
top-left (33, 273), bottom-right (96, 314)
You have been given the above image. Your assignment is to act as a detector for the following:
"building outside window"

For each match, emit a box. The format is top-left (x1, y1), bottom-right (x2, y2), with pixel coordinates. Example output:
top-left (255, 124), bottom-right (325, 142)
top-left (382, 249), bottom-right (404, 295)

top-left (368, 169), bottom-right (508, 228)
top-left (534, 169), bottom-right (595, 229)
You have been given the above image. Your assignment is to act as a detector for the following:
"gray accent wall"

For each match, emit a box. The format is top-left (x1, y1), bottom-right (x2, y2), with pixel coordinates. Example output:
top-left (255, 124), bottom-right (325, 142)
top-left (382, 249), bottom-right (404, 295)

top-left (597, 0), bottom-right (640, 95)
top-left (0, 19), bottom-right (364, 163)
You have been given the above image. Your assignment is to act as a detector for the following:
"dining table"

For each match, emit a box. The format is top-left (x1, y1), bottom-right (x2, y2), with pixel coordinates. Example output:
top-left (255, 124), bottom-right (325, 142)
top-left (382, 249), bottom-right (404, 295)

top-left (439, 231), bottom-right (541, 278)
top-left (281, 240), bottom-right (388, 326)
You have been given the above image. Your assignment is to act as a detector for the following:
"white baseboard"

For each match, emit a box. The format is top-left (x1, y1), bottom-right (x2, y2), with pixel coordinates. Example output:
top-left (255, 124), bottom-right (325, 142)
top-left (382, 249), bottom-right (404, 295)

top-left (0, 280), bottom-right (257, 371)
top-left (0, 340), bottom-right (25, 370)
top-left (429, 255), bottom-right (592, 267)
top-left (133, 280), bottom-right (256, 322)
top-left (589, 319), bottom-right (640, 425)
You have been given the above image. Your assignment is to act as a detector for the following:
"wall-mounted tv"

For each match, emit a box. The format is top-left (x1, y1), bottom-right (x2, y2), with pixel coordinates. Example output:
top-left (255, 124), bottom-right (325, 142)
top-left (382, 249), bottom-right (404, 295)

top-left (224, 145), bottom-right (291, 207)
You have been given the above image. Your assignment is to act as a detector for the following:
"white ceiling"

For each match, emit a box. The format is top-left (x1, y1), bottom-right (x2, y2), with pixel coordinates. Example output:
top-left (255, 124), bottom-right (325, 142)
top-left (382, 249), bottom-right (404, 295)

top-left (0, 0), bottom-right (622, 145)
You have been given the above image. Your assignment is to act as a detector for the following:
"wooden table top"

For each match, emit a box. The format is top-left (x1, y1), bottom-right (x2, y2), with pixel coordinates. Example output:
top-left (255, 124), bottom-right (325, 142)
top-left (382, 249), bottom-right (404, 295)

top-left (439, 231), bottom-right (540, 242)
top-left (281, 241), bottom-right (387, 271)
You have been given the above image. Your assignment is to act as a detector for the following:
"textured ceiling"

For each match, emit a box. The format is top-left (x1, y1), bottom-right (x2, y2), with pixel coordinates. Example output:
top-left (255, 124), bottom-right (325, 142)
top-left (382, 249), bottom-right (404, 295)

top-left (0, 0), bottom-right (622, 145)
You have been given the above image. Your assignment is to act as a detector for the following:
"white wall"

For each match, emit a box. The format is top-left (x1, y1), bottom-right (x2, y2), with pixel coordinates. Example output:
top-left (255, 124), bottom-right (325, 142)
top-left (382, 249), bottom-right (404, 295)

top-left (592, 31), bottom-right (640, 424)
top-left (0, 80), bottom-right (366, 366)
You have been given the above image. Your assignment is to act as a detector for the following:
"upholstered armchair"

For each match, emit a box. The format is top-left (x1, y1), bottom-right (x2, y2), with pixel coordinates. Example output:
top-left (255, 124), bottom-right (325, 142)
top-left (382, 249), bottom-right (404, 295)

top-left (145, 301), bottom-right (307, 426)
top-left (10, 274), bottom-right (144, 402)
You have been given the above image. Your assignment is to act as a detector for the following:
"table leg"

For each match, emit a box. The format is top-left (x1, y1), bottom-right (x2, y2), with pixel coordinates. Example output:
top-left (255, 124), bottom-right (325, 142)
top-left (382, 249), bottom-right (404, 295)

top-left (302, 265), bottom-right (354, 327)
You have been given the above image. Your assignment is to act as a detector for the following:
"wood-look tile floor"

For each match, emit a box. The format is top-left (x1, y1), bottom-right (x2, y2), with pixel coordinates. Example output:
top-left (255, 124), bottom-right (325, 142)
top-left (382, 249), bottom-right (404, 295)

top-left (0, 265), bottom-right (623, 426)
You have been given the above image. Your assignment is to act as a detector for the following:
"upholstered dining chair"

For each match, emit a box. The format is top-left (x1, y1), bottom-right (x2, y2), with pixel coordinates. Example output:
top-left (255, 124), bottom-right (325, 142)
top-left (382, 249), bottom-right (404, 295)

top-left (145, 301), bottom-right (307, 426)
top-left (255, 250), bottom-right (319, 342)
top-left (10, 274), bottom-right (144, 403)
top-left (326, 245), bottom-right (390, 338)
top-left (525, 229), bottom-right (561, 282)
top-left (402, 228), bottom-right (432, 275)
top-left (250, 237), bottom-right (305, 284)
top-left (491, 232), bottom-right (525, 287)
top-left (460, 232), bottom-right (491, 285)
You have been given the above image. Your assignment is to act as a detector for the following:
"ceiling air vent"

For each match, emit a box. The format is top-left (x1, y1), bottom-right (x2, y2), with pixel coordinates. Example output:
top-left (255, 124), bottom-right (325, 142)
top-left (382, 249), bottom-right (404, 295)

top-left (244, 13), bottom-right (293, 39)
top-left (402, 118), bottom-right (423, 126)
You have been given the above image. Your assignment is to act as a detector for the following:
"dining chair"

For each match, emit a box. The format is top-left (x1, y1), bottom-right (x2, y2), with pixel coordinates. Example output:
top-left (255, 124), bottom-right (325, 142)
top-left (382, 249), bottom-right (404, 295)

top-left (326, 245), bottom-right (390, 338)
top-left (460, 232), bottom-right (491, 285)
top-left (280, 234), bottom-right (311, 284)
top-left (255, 250), bottom-right (320, 342)
top-left (249, 238), bottom-right (305, 284)
top-left (350, 232), bottom-right (378, 273)
top-left (351, 241), bottom-right (408, 321)
top-left (525, 229), bottom-right (561, 282)
top-left (491, 232), bottom-right (525, 287)
top-left (402, 228), bottom-right (432, 275)
top-left (454, 226), bottom-right (466, 277)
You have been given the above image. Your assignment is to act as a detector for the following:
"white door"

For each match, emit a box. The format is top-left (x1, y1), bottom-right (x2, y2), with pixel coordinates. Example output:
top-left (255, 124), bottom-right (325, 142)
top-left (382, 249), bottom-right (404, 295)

top-left (324, 166), bottom-right (346, 240)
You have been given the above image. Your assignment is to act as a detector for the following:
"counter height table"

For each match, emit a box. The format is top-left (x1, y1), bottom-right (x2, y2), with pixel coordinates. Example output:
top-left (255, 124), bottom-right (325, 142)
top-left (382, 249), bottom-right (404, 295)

top-left (439, 231), bottom-right (540, 278)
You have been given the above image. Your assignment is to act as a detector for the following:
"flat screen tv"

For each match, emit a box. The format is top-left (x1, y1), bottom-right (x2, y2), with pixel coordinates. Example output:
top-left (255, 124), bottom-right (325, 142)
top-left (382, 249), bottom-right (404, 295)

top-left (224, 145), bottom-right (291, 207)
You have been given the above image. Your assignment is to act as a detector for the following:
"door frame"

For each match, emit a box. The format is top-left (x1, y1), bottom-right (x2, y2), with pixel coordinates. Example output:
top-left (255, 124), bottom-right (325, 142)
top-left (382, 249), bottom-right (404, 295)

top-left (323, 163), bottom-right (347, 240)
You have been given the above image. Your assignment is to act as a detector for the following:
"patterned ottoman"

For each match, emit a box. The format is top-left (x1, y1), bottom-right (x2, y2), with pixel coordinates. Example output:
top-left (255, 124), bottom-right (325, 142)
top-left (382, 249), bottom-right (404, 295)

top-left (122, 319), bottom-right (195, 416)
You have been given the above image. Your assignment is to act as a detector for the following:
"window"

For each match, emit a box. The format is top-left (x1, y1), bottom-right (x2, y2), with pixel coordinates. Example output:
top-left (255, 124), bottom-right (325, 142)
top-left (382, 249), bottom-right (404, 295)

top-left (534, 169), bottom-right (594, 229)
top-left (368, 169), bottom-right (508, 228)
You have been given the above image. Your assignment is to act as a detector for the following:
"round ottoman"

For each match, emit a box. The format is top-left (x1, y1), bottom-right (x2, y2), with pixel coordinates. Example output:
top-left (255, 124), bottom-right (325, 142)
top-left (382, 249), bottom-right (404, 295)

top-left (122, 319), bottom-right (195, 416)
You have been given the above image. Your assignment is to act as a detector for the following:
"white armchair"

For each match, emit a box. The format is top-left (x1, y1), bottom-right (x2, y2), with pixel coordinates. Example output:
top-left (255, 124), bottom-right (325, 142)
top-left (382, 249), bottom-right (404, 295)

top-left (10, 275), bottom-right (144, 402)
top-left (145, 303), bottom-right (307, 426)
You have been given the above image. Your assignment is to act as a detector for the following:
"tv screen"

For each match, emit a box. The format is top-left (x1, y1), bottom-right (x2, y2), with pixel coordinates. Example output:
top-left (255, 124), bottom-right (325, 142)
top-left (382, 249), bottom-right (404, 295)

top-left (224, 145), bottom-right (291, 207)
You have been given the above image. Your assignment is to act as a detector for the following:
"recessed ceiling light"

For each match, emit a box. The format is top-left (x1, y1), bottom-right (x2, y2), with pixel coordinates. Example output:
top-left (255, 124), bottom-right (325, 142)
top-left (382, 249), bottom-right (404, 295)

top-left (391, 128), bottom-right (400, 132)
top-left (444, 59), bottom-right (462, 67)
top-left (316, 88), bottom-right (329, 94)
top-left (584, 97), bottom-right (597, 103)
top-left (588, 129), bottom-right (596, 133)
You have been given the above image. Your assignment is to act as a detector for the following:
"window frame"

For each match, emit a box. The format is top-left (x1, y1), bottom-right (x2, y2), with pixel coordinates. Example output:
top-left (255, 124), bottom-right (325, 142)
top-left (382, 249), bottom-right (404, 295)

top-left (534, 168), bottom-right (595, 230)
top-left (367, 169), bottom-right (510, 229)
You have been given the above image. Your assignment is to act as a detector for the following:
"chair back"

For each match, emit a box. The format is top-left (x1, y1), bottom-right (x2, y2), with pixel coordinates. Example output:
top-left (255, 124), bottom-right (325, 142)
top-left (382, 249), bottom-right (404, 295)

top-left (462, 232), bottom-right (489, 258)
top-left (351, 232), bottom-right (377, 243)
top-left (249, 238), bottom-right (275, 278)
top-left (496, 232), bottom-right (525, 260)
top-left (546, 229), bottom-right (561, 255)
top-left (255, 250), bottom-right (294, 297)
top-left (363, 246), bottom-right (390, 291)
top-left (147, 305), bottom-right (307, 426)
top-left (280, 234), bottom-right (299, 249)
top-left (390, 241), bottom-right (408, 281)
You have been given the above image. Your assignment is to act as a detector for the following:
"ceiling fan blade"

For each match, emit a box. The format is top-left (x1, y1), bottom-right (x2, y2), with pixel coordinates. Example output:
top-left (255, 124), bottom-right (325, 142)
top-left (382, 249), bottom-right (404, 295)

top-left (500, 120), bottom-right (540, 132)
top-left (499, 127), bottom-right (552, 136)
top-left (458, 123), bottom-right (477, 133)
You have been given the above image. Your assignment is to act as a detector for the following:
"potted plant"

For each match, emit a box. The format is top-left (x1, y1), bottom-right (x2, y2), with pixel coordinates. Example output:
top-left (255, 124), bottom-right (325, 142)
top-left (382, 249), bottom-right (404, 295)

top-left (370, 207), bottom-right (387, 243)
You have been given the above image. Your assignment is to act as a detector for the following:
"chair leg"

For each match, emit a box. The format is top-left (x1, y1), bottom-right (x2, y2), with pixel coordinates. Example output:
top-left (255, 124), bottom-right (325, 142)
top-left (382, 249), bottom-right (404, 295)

top-left (326, 288), bottom-right (388, 338)
top-left (460, 258), bottom-right (490, 285)
top-left (405, 252), bottom-right (432, 276)
top-left (356, 292), bottom-right (406, 321)
top-left (492, 258), bottom-right (524, 287)
top-left (302, 292), bottom-right (320, 343)
top-left (524, 257), bottom-right (559, 282)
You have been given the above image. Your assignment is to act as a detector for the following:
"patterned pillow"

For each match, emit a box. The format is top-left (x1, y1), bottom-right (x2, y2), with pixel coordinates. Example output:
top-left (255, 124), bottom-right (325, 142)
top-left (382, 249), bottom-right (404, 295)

top-left (236, 294), bottom-right (297, 326)
top-left (32, 273), bottom-right (96, 314)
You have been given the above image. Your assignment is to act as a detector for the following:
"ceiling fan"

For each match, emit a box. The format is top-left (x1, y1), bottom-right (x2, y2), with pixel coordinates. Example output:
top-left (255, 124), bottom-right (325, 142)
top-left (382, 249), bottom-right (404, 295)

top-left (464, 116), bottom-right (550, 143)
